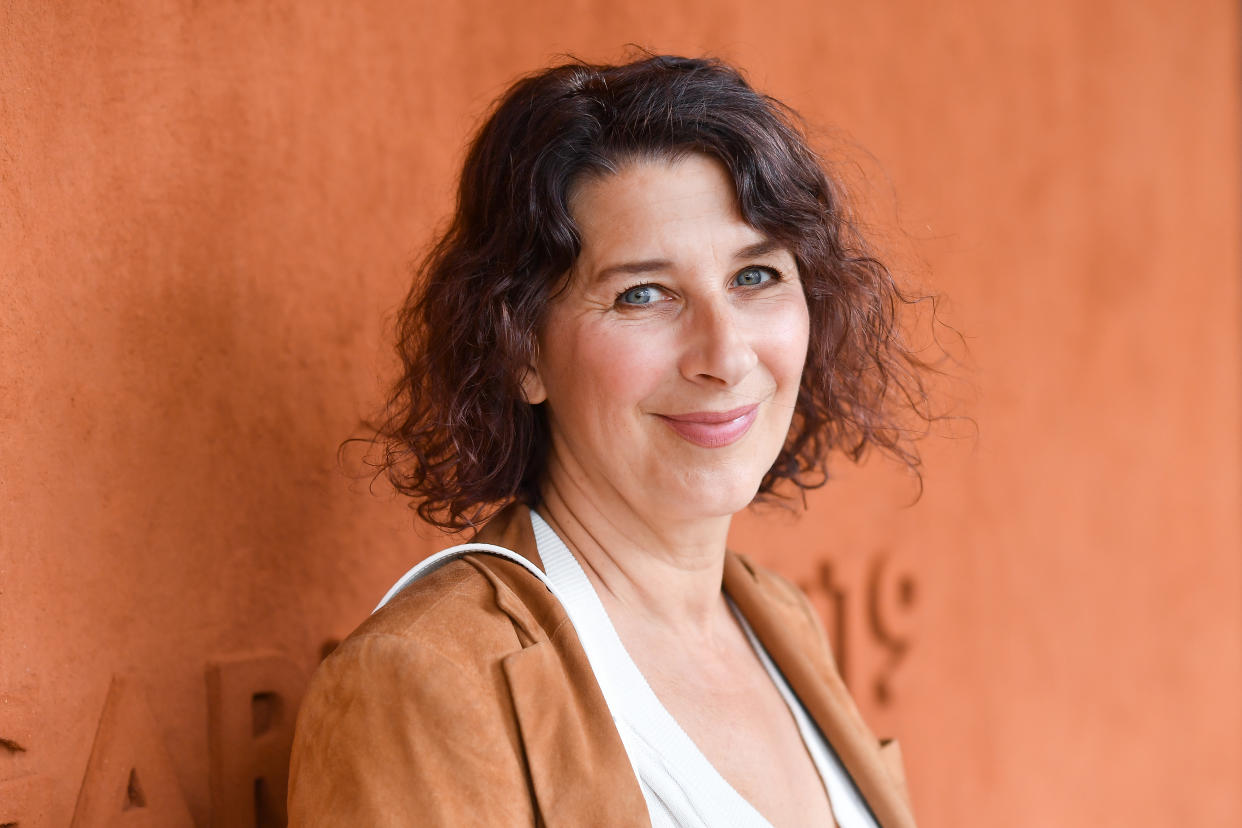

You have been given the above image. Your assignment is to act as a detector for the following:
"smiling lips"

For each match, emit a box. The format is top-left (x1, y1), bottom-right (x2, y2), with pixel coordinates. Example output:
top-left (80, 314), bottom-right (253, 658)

top-left (655, 404), bottom-right (760, 448)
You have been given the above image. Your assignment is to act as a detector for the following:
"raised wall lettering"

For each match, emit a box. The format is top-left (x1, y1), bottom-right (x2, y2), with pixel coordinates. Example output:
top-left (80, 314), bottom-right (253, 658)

top-left (70, 675), bottom-right (195, 827)
top-left (802, 550), bottom-right (921, 708)
top-left (206, 653), bottom-right (305, 828)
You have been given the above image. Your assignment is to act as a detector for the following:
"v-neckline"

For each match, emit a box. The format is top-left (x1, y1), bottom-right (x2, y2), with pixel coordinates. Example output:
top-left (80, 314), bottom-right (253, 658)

top-left (531, 510), bottom-right (787, 827)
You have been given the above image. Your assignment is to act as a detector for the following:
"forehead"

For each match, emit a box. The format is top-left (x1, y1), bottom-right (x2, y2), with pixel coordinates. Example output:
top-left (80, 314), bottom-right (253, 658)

top-left (567, 154), bottom-right (769, 261)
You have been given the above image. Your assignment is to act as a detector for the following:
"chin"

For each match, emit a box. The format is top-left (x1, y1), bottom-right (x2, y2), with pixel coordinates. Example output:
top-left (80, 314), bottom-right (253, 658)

top-left (647, 464), bottom-right (767, 522)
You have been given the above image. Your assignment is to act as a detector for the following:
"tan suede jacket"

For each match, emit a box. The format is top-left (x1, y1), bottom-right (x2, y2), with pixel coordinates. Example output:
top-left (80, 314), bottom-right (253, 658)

top-left (288, 504), bottom-right (916, 827)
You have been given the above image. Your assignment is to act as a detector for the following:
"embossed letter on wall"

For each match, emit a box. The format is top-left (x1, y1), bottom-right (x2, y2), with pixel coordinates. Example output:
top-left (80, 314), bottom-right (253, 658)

top-left (206, 653), bottom-right (306, 828)
top-left (70, 675), bottom-right (195, 827)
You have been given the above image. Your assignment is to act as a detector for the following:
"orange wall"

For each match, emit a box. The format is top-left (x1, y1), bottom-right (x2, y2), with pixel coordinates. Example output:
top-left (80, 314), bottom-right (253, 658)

top-left (2, 2), bottom-right (1238, 826)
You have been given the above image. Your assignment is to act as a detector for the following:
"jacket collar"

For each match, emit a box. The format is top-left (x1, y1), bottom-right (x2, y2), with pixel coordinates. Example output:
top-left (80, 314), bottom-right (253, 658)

top-left (474, 503), bottom-right (914, 828)
top-left (723, 553), bottom-right (916, 828)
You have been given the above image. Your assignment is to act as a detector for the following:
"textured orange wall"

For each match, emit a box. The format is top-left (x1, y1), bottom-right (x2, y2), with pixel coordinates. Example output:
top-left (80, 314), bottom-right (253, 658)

top-left (2, 2), bottom-right (1238, 826)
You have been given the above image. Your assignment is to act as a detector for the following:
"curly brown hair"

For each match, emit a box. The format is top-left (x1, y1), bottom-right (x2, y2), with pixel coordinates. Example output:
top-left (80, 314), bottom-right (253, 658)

top-left (368, 54), bottom-right (934, 531)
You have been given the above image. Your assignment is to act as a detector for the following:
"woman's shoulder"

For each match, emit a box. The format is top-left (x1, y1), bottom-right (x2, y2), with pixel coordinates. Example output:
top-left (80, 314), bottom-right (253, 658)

top-left (726, 550), bottom-right (820, 621)
top-left (329, 552), bottom-right (554, 681)
top-left (724, 549), bottom-right (838, 667)
top-left (729, 551), bottom-right (804, 598)
top-left (332, 503), bottom-right (557, 665)
top-left (289, 553), bottom-right (547, 825)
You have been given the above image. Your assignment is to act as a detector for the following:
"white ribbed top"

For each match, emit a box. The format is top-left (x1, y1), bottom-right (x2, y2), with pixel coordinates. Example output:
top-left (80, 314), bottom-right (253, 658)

top-left (530, 511), bottom-right (877, 828)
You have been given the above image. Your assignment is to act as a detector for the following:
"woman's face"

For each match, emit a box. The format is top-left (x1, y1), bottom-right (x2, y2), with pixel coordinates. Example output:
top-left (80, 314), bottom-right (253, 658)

top-left (523, 153), bottom-right (810, 523)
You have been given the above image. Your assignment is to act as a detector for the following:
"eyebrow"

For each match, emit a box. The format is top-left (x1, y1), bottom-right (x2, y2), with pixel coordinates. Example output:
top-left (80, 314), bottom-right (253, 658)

top-left (592, 238), bottom-right (785, 283)
top-left (735, 239), bottom-right (783, 259)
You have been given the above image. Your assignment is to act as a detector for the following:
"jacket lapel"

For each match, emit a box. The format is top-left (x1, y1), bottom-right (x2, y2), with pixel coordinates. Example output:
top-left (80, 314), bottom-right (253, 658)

top-left (503, 642), bottom-right (650, 827)
top-left (723, 552), bottom-right (916, 828)
top-left (475, 505), bottom-right (651, 828)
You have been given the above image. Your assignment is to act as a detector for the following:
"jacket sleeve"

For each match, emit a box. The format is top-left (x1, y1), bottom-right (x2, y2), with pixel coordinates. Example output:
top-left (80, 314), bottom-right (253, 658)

top-left (287, 632), bottom-right (537, 827)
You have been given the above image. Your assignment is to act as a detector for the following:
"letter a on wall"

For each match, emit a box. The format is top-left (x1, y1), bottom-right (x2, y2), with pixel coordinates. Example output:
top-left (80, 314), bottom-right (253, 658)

top-left (206, 652), bottom-right (305, 828)
top-left (70, 675), bottom-right (195, 828)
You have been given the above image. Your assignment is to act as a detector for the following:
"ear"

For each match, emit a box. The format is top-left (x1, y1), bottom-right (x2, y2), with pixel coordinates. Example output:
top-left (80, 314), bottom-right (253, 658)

top-left (519, 363), bottom-right (547, 405)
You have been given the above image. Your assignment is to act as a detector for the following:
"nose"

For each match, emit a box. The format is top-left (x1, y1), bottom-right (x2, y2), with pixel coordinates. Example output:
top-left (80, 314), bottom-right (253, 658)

top-left (677, 297), bottom-right (758, 387)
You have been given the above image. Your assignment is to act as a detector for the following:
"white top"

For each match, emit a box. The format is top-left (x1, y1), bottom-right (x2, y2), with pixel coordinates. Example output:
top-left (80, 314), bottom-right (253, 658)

top-left (730, 596), bottom-right (879, 828)
top-left (531, 512), bottom-right (877, 828)
top-left (373, 511), bottom-right (877, 827)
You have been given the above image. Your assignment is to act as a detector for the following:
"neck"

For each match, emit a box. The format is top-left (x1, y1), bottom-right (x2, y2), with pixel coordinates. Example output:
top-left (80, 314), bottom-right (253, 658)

top-left (536, 456), bottom-right (735, 640)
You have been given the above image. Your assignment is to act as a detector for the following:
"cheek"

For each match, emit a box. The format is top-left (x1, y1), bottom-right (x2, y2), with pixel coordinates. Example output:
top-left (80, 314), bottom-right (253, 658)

top-left (759, 301), bottom-right (811, 390)
top-left (788, 312), bottom-right (812, 378)
top-left (546, 321), bottom-right (669, 422)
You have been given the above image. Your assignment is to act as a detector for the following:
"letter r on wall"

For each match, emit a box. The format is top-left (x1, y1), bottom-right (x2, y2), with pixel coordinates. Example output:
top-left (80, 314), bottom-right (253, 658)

top-left (207, 653), bottom-right (306, 828)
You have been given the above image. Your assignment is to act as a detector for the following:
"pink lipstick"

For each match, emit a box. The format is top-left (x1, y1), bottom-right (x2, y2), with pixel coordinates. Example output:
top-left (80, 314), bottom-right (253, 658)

top-left (656, 404), bottom-right (759, 448)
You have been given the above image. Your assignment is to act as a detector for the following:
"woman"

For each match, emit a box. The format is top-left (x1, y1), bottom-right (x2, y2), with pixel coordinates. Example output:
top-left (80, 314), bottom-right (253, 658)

top-left (289, 55), bottom-right (927, 827)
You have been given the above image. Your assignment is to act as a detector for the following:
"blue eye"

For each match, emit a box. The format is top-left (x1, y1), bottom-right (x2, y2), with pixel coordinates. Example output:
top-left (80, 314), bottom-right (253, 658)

top-left (734, 267), bottom-right (774, 287)
top-left (619, 285), bottom-right (658, 305)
